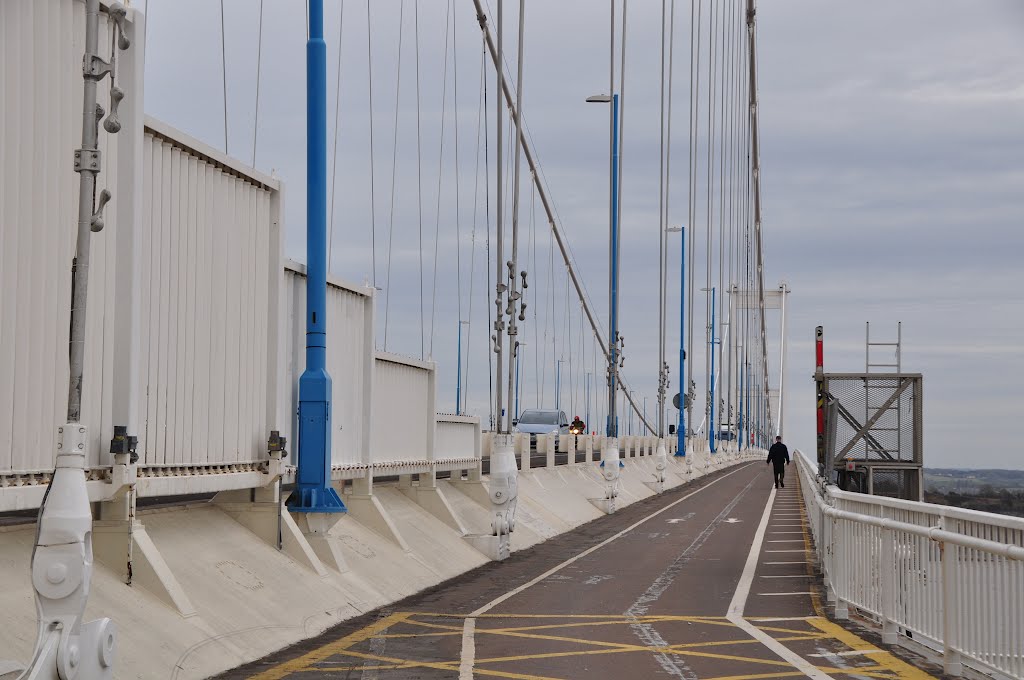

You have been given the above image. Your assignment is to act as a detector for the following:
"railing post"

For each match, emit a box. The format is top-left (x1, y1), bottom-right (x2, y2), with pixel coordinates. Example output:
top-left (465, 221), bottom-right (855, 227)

top-left (834, 517), bottom-right (849, 619)
top-left (941, 535), bottom-right (963, 676)
top-left (520, 433), bottom-right (531, 471)
top-left (546, 434), bottom-right (556, 468)
top-left (821, 504), bottom-right (832, 596)
top-left (882, 528), bottom-right (898, 643)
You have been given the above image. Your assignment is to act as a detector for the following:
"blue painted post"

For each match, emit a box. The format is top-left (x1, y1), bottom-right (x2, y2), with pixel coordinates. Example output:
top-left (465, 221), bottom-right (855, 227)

top-left (288, 0), bottom-right (345, 513)
top-left (608, 93), bottom-right (620, 438)
top-left (709, 287), bottom-right (716, 454)
top-left (675, 226), bottom-right (686, 456)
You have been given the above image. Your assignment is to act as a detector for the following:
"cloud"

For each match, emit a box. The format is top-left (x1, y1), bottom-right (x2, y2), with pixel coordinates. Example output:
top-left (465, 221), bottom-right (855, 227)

top-left (143, 0), bottom-right (1024, 469)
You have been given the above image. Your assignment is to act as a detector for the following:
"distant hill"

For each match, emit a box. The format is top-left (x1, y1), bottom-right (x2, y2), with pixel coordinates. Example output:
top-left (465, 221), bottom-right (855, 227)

top-left (925, 468), bottom-right (1024, 494)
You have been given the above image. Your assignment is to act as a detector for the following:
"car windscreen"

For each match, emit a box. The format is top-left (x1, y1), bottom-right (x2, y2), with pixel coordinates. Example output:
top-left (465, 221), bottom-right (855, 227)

top-left (517, 410), bottom-right (559, 425)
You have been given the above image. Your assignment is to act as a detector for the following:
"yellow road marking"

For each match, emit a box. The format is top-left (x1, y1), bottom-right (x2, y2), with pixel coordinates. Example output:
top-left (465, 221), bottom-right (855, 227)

top-left (807, 618), bottom-right (936, 680)
top-left (754, 624), bottom-right (830, 638)
top-left (315, 648), bottom-right (563, 680)
top-left (428, 612), bottom-right (730, 619)
top-left (247, 611), bottom-right (411, 680)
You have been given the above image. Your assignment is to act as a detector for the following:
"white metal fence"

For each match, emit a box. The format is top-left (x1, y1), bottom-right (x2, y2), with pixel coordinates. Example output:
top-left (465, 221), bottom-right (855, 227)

top-left (371, 353), bottom-right (436, 465)
top-left (139, 119), bottom-right (283, 467)
top-left (281, 264), bottom-right (375, 469)
top-left (0, 0), bottom-right (144, 471)
top-left (797, 453), bottom-right (1024, 679)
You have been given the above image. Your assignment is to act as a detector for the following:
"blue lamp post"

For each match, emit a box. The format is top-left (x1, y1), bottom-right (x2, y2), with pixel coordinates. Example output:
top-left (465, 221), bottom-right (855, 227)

top-left (586, 93), bottom-right (620, 438)
top-left (288, 0), bottom-right (345, 513)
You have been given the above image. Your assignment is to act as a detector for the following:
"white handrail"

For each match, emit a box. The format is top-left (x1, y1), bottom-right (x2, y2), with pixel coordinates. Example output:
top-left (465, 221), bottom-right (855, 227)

top-left (796, 452), bottom-right (1024, 680)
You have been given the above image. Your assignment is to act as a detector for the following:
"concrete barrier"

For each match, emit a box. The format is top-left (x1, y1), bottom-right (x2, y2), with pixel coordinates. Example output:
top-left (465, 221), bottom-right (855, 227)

top-left (0, 441), bottom-right (763, 679)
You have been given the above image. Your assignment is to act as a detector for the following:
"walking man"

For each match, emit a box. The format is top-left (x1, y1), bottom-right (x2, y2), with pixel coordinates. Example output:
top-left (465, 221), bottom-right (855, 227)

top-left (767, 436), bottom-right (790, 489)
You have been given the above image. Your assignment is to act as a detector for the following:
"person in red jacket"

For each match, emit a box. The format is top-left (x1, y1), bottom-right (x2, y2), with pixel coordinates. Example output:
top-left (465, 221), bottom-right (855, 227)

top-left (766, 436), bottom-right (790, 489)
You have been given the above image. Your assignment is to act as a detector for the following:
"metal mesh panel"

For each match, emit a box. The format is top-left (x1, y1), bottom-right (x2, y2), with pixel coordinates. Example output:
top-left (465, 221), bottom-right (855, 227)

top-left (872, 469), bottom-right (908, 499)
top-left (824, 374), bottom-right (922, 465)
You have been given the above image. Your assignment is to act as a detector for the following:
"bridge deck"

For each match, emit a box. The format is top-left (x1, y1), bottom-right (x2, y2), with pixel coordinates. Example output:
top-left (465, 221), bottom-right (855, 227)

top-left (222, 463), bottom-right (941, 680)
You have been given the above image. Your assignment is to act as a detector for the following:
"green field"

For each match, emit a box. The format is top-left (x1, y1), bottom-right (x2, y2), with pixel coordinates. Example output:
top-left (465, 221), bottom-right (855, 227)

top-left (925, 468), bottom-right (1024, 494)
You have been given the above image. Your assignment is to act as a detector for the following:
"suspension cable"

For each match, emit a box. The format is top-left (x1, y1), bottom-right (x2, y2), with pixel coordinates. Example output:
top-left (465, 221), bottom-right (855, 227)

top-left (429, 0), bottom-right (454, 359)
top-left (466, 37), bottom-right (487, 413)
top-left (415, 2), bottom-right (425, 359)
top-left (382, 0), bottom-right (406, 351)
top-left (365, 0), bottom-right (378, 289)
top-left (329, 0), bottom-right (346, 271)
top-left (686, 0), bottom-right (703, 436)
top-left (252, 0), bottom-right (264, 167)
top-left (220, 0), bottom-right (229, 154)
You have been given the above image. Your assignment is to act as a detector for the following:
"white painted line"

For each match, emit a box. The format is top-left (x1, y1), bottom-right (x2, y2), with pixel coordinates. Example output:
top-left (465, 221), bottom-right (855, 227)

top-left (750, 616), bottom-right (815, 622)
top-left (459, 463), bottom-right (753, 678)
top-left (726, 483), bottom-right (831, 680)
top-left (458, 617), bottom-right (475, 680)
top-left (808, 649), bottom-right (884, 658)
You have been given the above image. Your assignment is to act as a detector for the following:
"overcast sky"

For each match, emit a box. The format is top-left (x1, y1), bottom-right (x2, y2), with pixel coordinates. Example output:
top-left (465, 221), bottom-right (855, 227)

top-left (144, 1), bottom-right (1024, 469)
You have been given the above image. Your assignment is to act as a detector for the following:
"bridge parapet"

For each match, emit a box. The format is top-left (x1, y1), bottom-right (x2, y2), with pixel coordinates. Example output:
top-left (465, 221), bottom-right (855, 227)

top-left (796, 452), bottom-right (1024, 680)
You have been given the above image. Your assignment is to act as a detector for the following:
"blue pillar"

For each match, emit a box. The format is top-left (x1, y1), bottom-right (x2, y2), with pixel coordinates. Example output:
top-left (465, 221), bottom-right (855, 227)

top-left (288, 0), bottom-right (345, 513)
top-left (608, 93), bottom-right (620, 438)
top-left (675, 227), bottom-right (686, 456)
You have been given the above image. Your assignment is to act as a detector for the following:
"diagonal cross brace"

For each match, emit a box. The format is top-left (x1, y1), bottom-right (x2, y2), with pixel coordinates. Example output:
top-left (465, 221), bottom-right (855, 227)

top-left (837, 378), bottom-right (913, 460)
top-left (832, 399), bottom-right (893, 462)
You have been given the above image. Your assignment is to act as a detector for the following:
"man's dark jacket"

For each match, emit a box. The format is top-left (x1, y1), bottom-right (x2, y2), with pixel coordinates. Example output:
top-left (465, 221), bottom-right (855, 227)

top-left (767, 442), bottom-right (790, 470)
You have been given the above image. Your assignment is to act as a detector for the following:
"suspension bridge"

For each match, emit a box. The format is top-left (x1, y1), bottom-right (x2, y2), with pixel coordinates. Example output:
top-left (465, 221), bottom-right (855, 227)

top-left (0, 1), bottom-right (1021, 679)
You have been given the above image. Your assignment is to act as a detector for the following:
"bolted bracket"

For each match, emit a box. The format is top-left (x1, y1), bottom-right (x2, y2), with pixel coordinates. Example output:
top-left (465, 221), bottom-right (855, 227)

top-left (83, 52), bottom-right (112, 80)
top-left (73, 149), bottom-right (102, 174)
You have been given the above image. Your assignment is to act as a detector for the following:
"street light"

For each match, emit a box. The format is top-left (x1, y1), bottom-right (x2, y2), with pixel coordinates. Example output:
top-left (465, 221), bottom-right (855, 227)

top-left (587, 92), bottom-right (620, 438)
top-left (667, 226), bottom-right (685, 456)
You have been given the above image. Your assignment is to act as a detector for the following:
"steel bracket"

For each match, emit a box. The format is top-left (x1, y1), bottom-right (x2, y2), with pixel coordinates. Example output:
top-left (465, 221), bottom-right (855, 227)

top-left (74, 149), bottom-right (101, 173)
top-left (83, 52), bottom-right (112, 80)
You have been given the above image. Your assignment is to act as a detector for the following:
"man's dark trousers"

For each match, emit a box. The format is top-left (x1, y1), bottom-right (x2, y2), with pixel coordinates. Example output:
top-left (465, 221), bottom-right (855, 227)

top-left (767, 441), bottom-right (790, 489)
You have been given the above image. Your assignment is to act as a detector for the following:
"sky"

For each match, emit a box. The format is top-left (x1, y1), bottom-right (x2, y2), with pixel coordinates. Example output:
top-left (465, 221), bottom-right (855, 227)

top-left (143, 1), bottom-right (1024, 469)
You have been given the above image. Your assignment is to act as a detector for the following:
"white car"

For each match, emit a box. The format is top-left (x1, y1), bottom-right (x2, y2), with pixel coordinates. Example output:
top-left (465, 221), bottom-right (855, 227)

top-left (513, 409), bottom-right (570, 448)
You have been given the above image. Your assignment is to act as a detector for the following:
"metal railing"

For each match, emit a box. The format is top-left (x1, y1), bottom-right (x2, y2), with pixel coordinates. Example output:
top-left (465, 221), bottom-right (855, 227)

top-left (797, 453), bottom-right (1024, 679)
